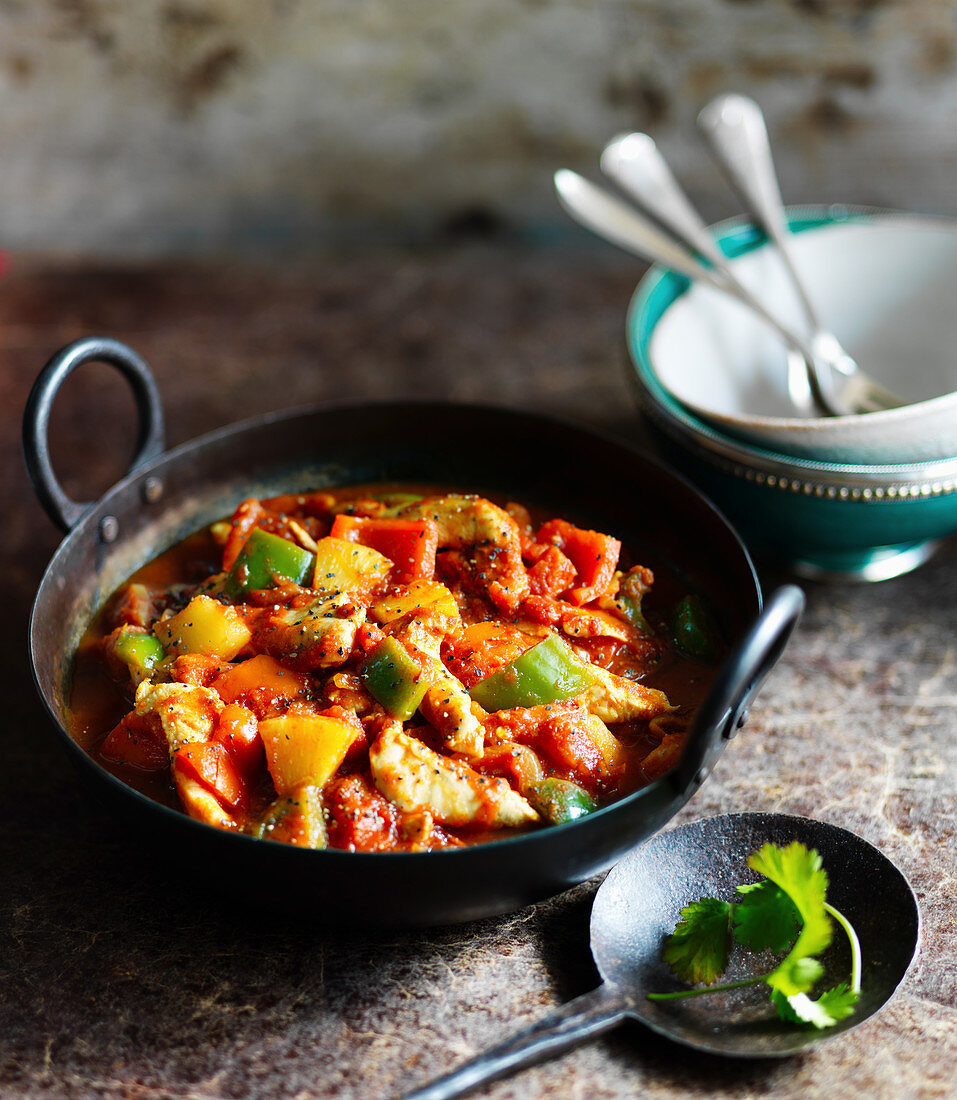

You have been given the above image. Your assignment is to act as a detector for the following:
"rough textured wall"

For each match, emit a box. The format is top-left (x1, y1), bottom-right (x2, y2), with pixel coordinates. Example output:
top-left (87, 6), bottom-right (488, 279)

top-left (1, 0), bottom-right (955, 256)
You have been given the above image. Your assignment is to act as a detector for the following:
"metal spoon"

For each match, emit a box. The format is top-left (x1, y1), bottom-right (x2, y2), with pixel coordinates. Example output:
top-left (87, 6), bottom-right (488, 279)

top-left (697, 93), bottom-right (906, 416)
top-left (599, 131), bottom-right (817, 415)
top-left (397, 813), bottom-right (919, 1099)
top-left (554, 167), bottom-right (822, 415)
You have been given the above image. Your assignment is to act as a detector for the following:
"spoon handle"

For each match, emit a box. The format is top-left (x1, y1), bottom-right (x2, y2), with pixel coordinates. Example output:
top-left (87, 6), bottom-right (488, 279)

top-left (697, 94), bottom-right (822, 332)
top-left (600, 131), bottom-right (730, 271)
top-left (554, 168), bottom-right (819, 391)
top-left (554, 169), bottom-right (720, 287)
top-left (395, 984), bottom-right (630, 1100)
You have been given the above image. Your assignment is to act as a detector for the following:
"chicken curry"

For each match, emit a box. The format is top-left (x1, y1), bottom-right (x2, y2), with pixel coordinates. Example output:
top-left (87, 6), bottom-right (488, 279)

top-left (68, 487), bottom-right (720, 852)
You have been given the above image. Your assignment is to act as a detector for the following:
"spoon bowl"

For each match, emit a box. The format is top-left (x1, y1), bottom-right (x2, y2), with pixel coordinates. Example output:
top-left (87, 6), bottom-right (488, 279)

top-left (595, 812), bottom-right (920, 1057)
top-left (398, 813), bottom-right (920, 1097)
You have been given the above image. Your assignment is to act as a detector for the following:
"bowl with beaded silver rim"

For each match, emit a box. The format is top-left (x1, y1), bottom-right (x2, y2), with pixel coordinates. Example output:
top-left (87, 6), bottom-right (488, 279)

top-left (634, 206), bottom-right (957, 465)
top-left (626, 212), bottom-right (957, 581)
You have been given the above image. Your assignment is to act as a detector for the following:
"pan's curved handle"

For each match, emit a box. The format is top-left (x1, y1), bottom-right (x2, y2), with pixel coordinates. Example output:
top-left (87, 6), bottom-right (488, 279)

top-left (23, 336), bottom-right (166, 533)
top-left (673, 584), bottom-right (805, 793)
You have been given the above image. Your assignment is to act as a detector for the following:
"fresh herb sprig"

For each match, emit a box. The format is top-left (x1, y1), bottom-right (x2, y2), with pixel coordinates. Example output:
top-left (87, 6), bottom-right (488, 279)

top-left (648, 841), bottom-right (862, 1029)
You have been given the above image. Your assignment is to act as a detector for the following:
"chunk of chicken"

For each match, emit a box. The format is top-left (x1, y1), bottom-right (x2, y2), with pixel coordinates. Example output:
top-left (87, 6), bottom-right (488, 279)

top-left (395, 495), bottom-right (529, 613)
top-left (253, 593), bottom-right (366, 671)
top-left (174, 773), bottom-right (238, 830)
top-left (135, 682), bottom-right (224, 756)
top-left (396, 622), bottom-right (487, 758)
top-left (581, 665), bottom-right (672, 724)
top-left (370, 724), bottom-right (538, 829)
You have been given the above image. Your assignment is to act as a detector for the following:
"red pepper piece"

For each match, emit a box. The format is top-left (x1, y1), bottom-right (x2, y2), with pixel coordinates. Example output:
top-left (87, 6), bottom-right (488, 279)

top-left (222, 499), bottom-right (266, 571)
top-left (536, 519), bottom-right (621, 605)
top-left (173, 741), bottom-right (248, 811)
top-left (329, 515), bottom-right (439, 581)
top-left (100, 712), bottom-right (168, 772)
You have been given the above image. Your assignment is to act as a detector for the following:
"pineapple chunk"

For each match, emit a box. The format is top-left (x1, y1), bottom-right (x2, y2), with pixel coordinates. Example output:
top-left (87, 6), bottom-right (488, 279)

top-left (371, 579), bottom-right (460, 634)
top-left (258, 711), bottom-right (360, 795)
top-left (312, 536), bottom-right (392, 597)
top-left (154, 595), bottom-right (251, 660)
top-left (582, 713), bottom-right (626, 773)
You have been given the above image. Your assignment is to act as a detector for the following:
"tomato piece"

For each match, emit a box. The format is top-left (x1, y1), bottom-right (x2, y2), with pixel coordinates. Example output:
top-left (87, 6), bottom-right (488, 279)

top-left (330, 515), bottom-right (439, 581)
top-left (100, 711), bottom-right (168, 772)
top-left (210, 655), bottom-right (310, 718)
top-left (170, 653), bottom-right (228, 687)
top-left (492, 699), bottom-right (579, 742)
top-left (534, 707), bottom-right (616, 786)
top-left (326, 774), bottom-right (400, 852)
top-left (536, 519), bottom-right (621, 605)
top-left (213, 703), bottom-right (265, 778)
top-left (527, 545), bottom-right (577, 597)
top-left (353, 622), bottom-right (386, 656)
top-left (172, 741), bottom-right (248, 811)
top-left (475, 742), bottom-right (544, 790)
top-left (521, 595), bottom-right (566, 627)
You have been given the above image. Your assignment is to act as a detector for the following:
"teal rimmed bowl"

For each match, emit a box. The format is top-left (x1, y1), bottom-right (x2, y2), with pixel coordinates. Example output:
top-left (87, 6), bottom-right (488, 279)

top-left (626, 208), bottom-right (957, 581)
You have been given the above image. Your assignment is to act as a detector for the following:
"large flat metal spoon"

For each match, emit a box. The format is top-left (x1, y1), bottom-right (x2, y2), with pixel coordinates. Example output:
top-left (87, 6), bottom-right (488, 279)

top-left (697, 93), bottom-right (906, 416)
top-left (397, 813), bottom-right (919, 1099)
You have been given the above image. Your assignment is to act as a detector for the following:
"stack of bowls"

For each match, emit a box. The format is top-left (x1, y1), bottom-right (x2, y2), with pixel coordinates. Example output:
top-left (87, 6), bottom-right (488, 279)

top-left (626, 206), bottom-right (957, 581)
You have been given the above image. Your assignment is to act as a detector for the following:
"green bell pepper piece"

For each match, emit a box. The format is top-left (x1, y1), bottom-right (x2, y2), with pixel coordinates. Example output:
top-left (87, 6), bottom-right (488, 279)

top-left (360, 636), bottom-right (429, 720)
top-left (226, 528), bottom-right (316, 597)
top-left (616, 592), bottom-right (651, 634)
top-left (529, 777), bottom-right (597, 824)
top-left (114, 630), bottom-right (166, 687)
top-left (672, 594), bottom-right (720, 662)
top-left (468, 634), bottom-right (595, 712)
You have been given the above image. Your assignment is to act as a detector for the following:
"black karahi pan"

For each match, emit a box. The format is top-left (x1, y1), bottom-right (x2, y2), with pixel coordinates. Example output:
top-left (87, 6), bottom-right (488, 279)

top-left (24, 337), bottom-right (803, 927)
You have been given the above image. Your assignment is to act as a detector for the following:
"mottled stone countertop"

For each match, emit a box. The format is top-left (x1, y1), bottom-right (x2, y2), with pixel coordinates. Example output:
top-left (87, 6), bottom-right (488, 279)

top-left (2, 245), bottom-right (954, 1099)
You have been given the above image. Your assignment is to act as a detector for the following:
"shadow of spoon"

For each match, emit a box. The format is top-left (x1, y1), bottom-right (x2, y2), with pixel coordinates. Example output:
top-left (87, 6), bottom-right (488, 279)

top-left (397, 813), bottom-right (920, 1099)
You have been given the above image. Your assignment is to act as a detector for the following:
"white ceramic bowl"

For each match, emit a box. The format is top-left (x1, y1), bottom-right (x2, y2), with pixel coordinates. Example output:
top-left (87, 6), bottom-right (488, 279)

top-left (645, 207), bottom-right (957, 464)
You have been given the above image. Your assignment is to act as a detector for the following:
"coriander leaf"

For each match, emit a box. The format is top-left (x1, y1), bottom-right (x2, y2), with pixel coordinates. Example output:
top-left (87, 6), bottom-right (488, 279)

top-left (733, 881), bottom-right (800, 953)
top-left (663, 897), bottom-right (733, 986)
top-left (748, 842), bottom-right (832, 998)
top-left (770, 983), bottom-right (859, 1029)
top-left (814, 983), bottom-right (860, 1022)
top-left (776, 955), bottom-right (824, 992)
